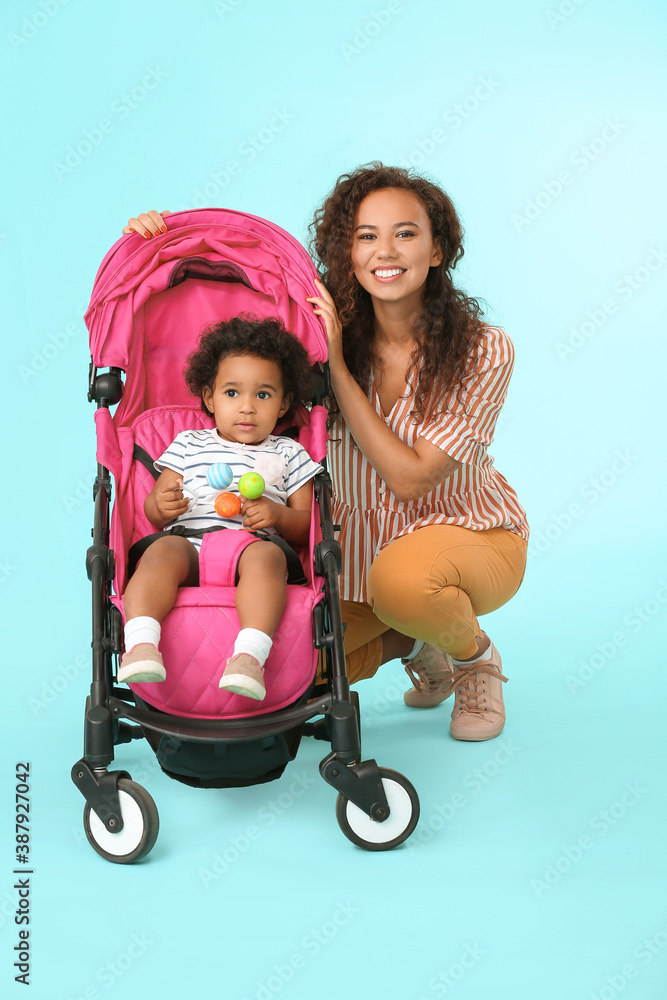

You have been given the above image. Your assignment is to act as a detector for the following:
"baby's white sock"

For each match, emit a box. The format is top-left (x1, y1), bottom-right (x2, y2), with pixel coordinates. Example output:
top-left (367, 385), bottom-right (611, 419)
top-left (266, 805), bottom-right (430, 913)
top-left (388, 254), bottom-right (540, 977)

top-left (452, 637), bottom-right (497, 666)
top-left (402, 639), bottom-right (425, 661)
top-left (233, 628), bottom-right (273, 667)
top-left (125, 616), bottom-right (161, 650)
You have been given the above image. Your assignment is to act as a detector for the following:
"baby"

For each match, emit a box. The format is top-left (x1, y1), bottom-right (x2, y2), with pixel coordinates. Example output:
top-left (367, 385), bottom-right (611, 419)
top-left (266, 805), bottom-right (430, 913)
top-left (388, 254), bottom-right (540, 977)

top-left (117, 315), bottom-right (321, 700)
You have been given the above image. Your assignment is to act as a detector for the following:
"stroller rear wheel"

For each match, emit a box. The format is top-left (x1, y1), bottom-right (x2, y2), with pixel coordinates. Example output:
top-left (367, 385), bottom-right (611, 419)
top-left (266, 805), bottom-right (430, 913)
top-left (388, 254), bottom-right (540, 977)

top-left (83, 778), bottom-right (159, 864)
top-left (335, 768), bottom-right (419, 851)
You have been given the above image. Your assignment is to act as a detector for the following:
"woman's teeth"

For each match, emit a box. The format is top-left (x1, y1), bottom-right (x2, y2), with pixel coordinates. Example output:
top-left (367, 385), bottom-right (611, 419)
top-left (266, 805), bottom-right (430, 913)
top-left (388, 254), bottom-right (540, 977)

top-left (373, 268), bottom-right (404, 277)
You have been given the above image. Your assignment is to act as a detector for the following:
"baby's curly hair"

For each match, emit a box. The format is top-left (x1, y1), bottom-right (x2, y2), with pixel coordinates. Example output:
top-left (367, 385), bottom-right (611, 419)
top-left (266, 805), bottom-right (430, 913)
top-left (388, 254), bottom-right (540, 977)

top-left (185, 314), bottom-right (312, 418)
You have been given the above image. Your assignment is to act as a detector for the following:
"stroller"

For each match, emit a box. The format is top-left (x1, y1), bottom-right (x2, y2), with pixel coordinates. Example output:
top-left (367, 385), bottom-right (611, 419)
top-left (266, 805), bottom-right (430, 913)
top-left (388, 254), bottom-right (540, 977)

top-left (72, 208), bottom-right (420, 862)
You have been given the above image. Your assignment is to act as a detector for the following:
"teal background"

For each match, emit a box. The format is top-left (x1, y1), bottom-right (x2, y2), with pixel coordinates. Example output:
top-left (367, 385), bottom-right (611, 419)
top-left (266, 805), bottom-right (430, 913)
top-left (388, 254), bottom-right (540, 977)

top-left (2, 0), bottom-right (666, 997)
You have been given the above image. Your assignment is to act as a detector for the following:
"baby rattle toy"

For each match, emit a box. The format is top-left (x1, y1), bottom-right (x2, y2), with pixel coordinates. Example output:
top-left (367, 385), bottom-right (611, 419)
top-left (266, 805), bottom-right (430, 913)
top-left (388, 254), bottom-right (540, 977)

top-left (214, 492), bottom-right (242, 517)
top-left (205, 463), bottom-right (238, 517)
top-left (213, 474), bottom-right (265, 518)
top-left (238, 472), bottom-right (265, 499)
top-left (206, 463), bottom-right (234, 490)
top-left (209, 465), bottom-right (266, 518)
top-left (208, 455), bottom-right (283, 519)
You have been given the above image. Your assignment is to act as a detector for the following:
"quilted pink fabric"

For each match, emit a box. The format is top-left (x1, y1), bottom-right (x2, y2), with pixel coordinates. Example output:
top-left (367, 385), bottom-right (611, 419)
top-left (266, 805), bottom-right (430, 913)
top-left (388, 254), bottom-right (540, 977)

top-left (113, 585), bottom-right (322, 720)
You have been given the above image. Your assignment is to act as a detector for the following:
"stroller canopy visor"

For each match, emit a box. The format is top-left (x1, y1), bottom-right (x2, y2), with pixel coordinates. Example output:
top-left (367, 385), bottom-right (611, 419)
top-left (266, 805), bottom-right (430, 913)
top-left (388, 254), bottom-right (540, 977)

top-left (85, 208), bottom-right (328, 418)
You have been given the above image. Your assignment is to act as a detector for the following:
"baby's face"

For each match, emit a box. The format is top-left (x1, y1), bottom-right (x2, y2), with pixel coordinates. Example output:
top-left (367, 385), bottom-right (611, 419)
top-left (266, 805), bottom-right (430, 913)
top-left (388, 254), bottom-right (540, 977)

top-left (202, 354), bottom-right (290, 446)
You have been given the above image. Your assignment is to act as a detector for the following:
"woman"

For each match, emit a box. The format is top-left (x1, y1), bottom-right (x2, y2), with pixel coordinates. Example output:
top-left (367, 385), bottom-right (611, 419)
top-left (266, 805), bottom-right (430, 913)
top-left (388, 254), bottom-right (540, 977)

top-left (122, 164), bottom-right (529, 741)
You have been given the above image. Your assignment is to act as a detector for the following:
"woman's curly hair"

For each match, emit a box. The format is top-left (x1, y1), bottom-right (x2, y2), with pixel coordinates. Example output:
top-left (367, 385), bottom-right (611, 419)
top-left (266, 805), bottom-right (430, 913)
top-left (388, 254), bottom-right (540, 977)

top-left (309, 163), bottom-right (486, 422)
top-left (185, 314), bottom-right (312, 419)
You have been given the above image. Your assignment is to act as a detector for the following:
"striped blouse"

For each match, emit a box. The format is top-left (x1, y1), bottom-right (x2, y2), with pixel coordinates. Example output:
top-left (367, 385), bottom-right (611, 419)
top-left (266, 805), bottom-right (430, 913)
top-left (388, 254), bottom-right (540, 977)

top-left (328, 325), bottom-right (529, 603)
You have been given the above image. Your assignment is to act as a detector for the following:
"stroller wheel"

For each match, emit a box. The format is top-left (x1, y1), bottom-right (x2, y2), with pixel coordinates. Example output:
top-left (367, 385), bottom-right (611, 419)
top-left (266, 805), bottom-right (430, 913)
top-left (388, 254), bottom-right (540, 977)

top-left (83, 779), bottom-right (159, 864)
top-left (335, 768), bottom-right (420, 851)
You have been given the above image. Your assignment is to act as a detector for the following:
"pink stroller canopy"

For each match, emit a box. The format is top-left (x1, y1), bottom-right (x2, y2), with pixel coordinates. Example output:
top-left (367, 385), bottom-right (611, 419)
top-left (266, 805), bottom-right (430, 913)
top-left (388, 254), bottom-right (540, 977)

top-left (85, 208), bottom-right (327, 424)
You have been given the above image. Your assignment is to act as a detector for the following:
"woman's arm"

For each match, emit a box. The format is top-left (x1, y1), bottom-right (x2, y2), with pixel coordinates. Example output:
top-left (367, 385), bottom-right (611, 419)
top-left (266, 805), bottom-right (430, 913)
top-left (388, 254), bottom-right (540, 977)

top-left (307, 280), bottom-right (461, 502)
top-left (327, 363), bottom-right (461, 501)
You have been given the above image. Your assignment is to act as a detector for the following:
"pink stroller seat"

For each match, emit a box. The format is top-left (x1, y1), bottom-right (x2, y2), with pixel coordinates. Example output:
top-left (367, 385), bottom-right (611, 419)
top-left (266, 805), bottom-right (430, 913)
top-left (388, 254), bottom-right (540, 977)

top-left (119, 404), bottom-right (323, 718)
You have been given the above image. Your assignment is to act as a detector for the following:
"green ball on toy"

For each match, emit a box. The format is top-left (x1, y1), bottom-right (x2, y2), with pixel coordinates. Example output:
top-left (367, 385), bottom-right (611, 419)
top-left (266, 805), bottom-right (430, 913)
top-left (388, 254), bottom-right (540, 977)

top-left (238, 472), bottom-right (265, 499)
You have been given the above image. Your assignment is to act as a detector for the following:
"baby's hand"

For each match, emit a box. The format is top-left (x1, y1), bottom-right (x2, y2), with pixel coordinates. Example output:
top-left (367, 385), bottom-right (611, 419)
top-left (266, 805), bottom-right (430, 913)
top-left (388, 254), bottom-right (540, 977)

top-left (154, 479), bottom-right (189, 521)
top-left (241, 496), bottom-right (281, 531)
top-left (123, 210), bottom-right (171, 238)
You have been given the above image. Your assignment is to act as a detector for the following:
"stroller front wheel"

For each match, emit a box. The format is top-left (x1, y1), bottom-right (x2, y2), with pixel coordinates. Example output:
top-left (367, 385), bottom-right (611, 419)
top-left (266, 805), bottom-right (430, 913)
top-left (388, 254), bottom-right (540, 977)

top-left (83, 778), bottom-right (159, 864)
top-left (335, 768), bottom-right (419, 851)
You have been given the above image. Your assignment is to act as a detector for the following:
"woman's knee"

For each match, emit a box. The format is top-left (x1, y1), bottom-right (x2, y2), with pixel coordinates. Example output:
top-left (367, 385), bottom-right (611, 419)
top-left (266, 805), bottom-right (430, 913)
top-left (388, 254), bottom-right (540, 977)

top-left (367, 546), bottom-right (463, 629)
top-left (367, 555), bottom-right (419, 624)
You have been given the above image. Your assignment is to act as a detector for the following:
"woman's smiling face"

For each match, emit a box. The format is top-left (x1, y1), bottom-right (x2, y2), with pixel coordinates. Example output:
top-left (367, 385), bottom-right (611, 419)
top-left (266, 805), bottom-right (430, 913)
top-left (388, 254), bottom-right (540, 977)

top-left (350, 187), bottom-right (443, 304)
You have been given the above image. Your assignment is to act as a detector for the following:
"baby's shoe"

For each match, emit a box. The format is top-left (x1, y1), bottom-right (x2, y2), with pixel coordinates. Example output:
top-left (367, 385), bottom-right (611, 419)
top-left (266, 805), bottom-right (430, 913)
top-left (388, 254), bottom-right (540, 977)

top-left (219, 653), bottom-right (266, 700)
top-left (403, 644), bottom-right (456, 708)
top-left (118, 644), bottom-right (166, 684)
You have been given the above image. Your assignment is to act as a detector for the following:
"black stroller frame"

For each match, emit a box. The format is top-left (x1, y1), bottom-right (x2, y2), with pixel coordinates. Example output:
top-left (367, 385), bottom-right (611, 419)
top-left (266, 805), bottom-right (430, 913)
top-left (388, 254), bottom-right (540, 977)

top-left (72, 363), bottom-right (420, 862)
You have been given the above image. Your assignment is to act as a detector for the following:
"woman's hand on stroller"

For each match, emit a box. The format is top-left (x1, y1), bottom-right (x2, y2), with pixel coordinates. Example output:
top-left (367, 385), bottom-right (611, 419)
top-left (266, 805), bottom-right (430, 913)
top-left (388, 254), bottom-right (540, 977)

top-left (306, 277), bottom-right (343, 366)
top-left (123, 210), bottom-right (171, 238)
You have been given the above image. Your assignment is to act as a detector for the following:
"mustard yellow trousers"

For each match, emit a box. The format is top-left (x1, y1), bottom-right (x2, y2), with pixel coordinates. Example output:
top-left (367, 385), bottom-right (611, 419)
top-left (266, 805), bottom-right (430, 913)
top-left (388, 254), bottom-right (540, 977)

top-left (338, 525), bottom-right (528, 684)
